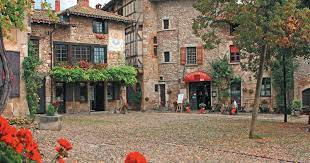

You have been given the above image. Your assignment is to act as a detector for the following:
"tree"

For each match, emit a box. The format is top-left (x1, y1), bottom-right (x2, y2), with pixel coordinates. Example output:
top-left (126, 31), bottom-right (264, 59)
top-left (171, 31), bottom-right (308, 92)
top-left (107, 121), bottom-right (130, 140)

top-left (0, 0), bottom-right (32, 113)
top-left (193, 0), bottom-right (309, 138)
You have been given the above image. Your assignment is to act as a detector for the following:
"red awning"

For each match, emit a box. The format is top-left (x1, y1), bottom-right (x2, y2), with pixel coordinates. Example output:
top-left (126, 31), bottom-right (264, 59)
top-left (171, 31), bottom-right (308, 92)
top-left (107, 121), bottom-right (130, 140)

top-left (184, 71), bottom-right (212, 82)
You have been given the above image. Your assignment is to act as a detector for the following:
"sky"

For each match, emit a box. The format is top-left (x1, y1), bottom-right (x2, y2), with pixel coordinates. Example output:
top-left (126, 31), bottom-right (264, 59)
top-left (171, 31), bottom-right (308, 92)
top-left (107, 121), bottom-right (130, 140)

top-left (34, 0), bottom-right (110, 10)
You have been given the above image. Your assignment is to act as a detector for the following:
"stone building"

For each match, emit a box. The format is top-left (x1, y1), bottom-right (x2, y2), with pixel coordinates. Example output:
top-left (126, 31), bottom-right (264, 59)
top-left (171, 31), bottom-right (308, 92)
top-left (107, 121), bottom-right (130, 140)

top-left (30, 0), bottom-right (131, 113)
top-left (103, 0), bottom-right (310, 111)
top-left (1, 18), bottom-right (30, 117)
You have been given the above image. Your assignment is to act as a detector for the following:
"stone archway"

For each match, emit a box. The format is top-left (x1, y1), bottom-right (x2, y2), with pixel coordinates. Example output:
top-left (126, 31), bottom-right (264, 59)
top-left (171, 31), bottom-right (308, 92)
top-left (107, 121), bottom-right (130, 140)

top-left (302, 88), bottom-right (310, 107)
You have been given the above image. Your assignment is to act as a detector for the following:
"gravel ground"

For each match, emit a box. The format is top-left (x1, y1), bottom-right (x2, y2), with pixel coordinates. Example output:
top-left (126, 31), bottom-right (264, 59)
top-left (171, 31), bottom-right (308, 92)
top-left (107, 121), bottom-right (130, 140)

top-left (33, 112), bottom-right (310, 162)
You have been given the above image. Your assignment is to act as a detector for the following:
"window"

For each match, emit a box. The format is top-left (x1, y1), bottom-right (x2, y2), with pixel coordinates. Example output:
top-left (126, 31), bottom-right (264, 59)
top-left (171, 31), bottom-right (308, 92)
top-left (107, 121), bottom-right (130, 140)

top-left (94, 47), bottom-right (106, 64)
top-left (29, 39), bottom-right (39, 56)
top-left (186, 47), bottom-right (197, 64)
top-left (153, 36), bottom-right (157, 44)
top-left (261, 78), bottom-right (271, 97)
top-left (164, 51), bottom-right (170, 62)
top-left (155, 84), bottom-right (158, 92)
top-left (72, 45), bottom-right (91, 62)
top-left (79, 82), bottom-right (88, 102)
top-left (107, 82), bottom-right (120, 100)
top-left (93, 20), bottom-right (107, 34)
top-left (163, 19), bottom-right (170, 30)
top-left (154, 46), bottom-right (158, 56)
top-left (55, 44), bottom-right (68, 62)
top-left (230, 45), bottom-right (240, 63)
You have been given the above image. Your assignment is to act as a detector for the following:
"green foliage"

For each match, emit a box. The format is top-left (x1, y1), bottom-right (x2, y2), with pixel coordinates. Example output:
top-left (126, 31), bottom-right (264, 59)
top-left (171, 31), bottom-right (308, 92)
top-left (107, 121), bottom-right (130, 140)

top-left (0, 0), bottom-right (31, 37)
top-left (51, 65), bottom-right (137, 86)
top-left (211, 57), bottom-right (233, 102)
top-left (199, 103), bottom-right (206, 108)
top-left (291, 100), bottom-right (302, 110)
top-left (46, 104), bottom-right (56, 116)
top-left (184, 101), bottom-right (190, 108)
top-left (23, 43), bottom-right (43, 117)
top-left (0, 142), bottom-right (23, 162)
top-left (271, 55), bottom-right (297, 112)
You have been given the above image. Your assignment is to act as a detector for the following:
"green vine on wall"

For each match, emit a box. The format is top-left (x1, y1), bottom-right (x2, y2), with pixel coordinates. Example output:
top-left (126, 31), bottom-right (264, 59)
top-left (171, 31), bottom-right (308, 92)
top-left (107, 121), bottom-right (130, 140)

top-left (51, 64), bottom-right (137, 86)
top-left (23, 43), bottom-right (43, 117)
top-left (211, 57), bottom-right (239, 105)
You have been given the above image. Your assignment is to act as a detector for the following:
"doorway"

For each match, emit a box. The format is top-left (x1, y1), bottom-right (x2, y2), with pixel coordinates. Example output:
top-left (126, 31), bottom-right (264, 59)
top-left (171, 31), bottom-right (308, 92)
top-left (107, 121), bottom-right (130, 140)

top-left (160, 84), bottom-right (166, 107)
top-left (231, 81), bottom-right (241, 108)
top-left (55, 82), bottom-right (66, 114)
top-left (189, 82), bottom-right (211, 110)
top-left (302, 88), bottom-right (310, 108)
top-left (92, 82), bottom-right (105, 111)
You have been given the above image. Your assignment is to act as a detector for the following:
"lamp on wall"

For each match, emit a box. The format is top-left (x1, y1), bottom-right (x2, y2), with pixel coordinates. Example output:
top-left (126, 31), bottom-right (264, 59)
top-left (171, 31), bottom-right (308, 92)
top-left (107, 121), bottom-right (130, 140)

top-left (212, 91), bottom-right (217, 97)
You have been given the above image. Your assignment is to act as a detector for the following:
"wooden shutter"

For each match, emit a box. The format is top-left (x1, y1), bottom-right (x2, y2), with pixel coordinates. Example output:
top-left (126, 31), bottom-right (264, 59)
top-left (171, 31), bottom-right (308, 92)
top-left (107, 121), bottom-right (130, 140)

top-left (197, 45), bottom-right (204, 65)
top-left (104, 21), bottom-right (108, 34)
top-left (74, 83), bottom-right (80, 102)
top-left (104, 47), bottom-right (107, 64)
top-left (114, 82), bottom-right (120, 100)
top-left (180, 47), bottom-right (186, 65)
top-left (66, 83), bottom-right (74, 102)
top-left (92, 21), bottom-right (97, 33)
top-left (6, 51), bottom-right (20, 97)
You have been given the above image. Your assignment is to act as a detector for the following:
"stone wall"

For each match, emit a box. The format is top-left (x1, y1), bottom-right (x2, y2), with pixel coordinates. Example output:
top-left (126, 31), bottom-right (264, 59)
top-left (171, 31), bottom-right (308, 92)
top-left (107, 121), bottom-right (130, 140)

top-left (294, 58), bottom-right (310, 102)
top-left (31, 14), bottom-right (127, 113)
top-left (141, 0), bottom-right (274, 111)
top-left (2, 19), bottom-right (30, 117)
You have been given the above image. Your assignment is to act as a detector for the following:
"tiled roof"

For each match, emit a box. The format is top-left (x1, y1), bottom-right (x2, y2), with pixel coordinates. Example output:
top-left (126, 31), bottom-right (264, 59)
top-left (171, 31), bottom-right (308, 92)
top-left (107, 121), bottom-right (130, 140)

top-left (31, 10), bottom-right (65, 24)
top-left (61, 3), bottom-right (132, 23)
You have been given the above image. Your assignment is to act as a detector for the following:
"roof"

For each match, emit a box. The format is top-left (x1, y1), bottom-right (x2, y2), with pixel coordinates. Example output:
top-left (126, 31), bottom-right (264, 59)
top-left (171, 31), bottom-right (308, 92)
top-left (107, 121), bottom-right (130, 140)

top-left (60, 3), bottom-right (131, 23)
top-left (31, 10), bottom-right (67, 25)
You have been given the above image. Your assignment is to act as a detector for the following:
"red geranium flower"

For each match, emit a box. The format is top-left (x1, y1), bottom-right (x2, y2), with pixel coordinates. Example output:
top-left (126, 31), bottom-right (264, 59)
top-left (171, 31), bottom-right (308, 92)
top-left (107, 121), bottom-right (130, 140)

top-left (125, 152), bottom-right (147, 163)
top-left (57, 138), bottom-right (72, 151)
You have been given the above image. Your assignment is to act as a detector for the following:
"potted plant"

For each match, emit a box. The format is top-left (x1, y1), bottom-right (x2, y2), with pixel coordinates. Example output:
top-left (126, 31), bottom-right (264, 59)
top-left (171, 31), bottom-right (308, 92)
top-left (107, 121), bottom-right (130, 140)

top-left (38, 101), bottom-right (63, 131)
top-left (291, 100), bottom-right (302, 116)
top-left (184, 101), bottom-right (191, 113)
top-left (199, 103), bottom-right (206, 114)
top-left (259, 99), bottom-right (269, 113)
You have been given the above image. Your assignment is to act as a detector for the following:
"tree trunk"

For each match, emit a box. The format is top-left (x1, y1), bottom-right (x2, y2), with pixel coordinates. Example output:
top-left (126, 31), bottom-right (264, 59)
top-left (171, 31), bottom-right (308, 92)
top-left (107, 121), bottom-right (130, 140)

top-left (249, 44), bottom-right (267, 139)
top-left (0, 26), bottom-right (11, 114)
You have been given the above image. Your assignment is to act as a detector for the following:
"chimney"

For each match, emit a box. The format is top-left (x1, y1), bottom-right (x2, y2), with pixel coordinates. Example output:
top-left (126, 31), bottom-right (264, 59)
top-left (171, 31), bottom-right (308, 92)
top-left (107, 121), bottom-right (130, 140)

top-left (77, 0), bottom-right (89, 7)
top-left (95, 3), bottom-right (102, 9)
top-left (55, 0), bottom-right (60, 12)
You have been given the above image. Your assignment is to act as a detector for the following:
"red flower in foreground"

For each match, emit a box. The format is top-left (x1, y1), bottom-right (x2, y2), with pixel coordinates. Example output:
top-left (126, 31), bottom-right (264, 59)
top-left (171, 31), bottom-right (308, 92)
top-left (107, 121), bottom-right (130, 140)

top-left (57, 138), bottom-right (72, 151)
top-left (0, 116), bottom-right (42, 163)
top-left (125, 152), bottom-right (147, 163)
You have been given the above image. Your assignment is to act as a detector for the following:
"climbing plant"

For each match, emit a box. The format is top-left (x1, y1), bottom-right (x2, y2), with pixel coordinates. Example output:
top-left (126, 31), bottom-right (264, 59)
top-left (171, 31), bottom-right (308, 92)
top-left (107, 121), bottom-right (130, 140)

top-left (271, 54), bottom-right (298, 113)
top-left (211, 57), bottom-right (239, 105)
top-left (22, 43), bottom-right (43, 117)
top-left (51, 63), bottom-right (137, 86)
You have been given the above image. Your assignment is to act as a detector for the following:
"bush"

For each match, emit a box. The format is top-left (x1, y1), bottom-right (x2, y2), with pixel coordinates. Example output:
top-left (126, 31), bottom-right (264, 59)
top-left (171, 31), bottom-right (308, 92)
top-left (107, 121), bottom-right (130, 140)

top-left (291, 100), bottom-right (302, 111)
top-left (46, 104), bottom-right (57, 116)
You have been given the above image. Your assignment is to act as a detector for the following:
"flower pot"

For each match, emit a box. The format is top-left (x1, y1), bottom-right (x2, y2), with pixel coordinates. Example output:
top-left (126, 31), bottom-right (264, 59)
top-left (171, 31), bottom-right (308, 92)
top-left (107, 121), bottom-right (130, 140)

top-left (199, 108), bottom-right (206, 114)
top-left (38, 114), bottom-right (62, 131)
top-left (186, 107), bottom-right (191, 113)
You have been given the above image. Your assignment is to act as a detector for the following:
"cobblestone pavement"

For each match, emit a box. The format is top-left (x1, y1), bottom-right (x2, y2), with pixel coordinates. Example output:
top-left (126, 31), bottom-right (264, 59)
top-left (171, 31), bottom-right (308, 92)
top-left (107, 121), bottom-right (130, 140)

top-left (33, 112), bottom-right (310, 162)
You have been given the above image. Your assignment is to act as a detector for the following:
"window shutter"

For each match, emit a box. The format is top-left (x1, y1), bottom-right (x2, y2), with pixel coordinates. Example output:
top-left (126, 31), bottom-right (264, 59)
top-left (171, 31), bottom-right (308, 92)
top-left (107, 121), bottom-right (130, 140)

top-left (104, 47), bottom-right (107, 64)
top-left (180, 47), bottom-right (186, 65)
top-left (114, 82), bottom-right (120, 100)
top-left (74, 83), bottom-right (80, 102)
top-left (104, 21), bottom-right (108, 34)
top-left (197, 45), bottom-right (203, 65)
top-left (5, 51), bottom-right (20, 97)
top-left (66, 83), bottom-right (73, 102)
top-left (92, 21), bottom-right (96, 33)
